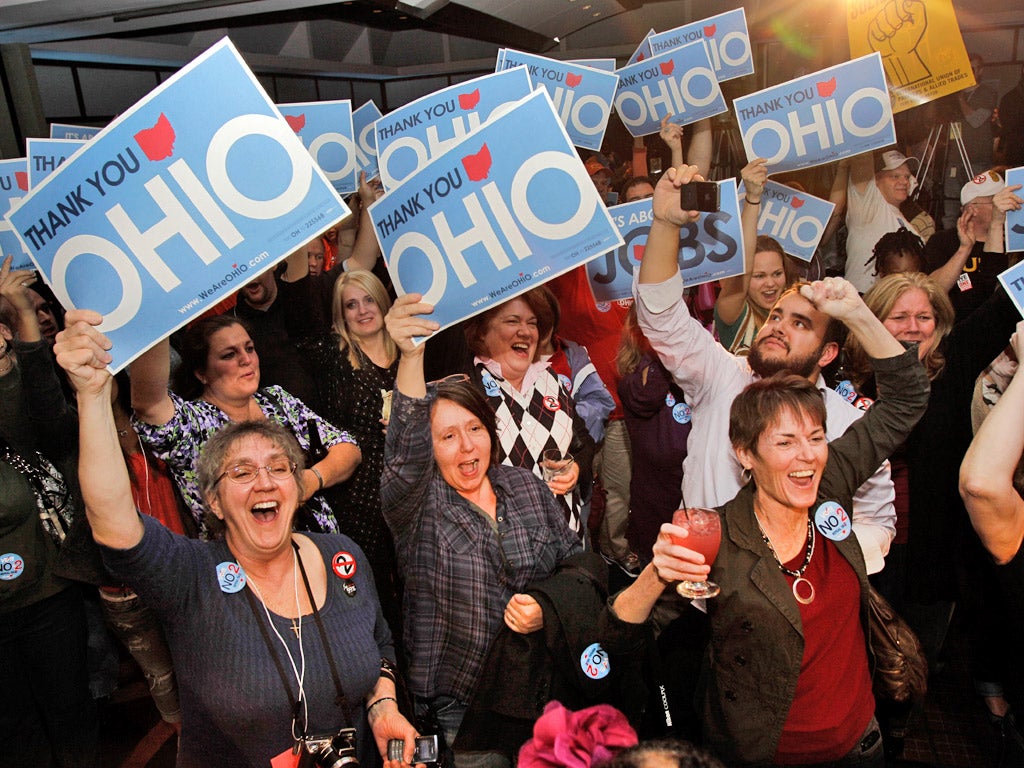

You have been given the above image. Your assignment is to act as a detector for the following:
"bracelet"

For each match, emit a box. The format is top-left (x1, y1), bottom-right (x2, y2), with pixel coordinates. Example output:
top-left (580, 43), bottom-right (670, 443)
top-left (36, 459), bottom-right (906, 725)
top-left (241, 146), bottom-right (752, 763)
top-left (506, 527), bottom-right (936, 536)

top-left (310, 466), bottom-right (324, 493)
top-left (367, 696), bottom-right (397, 714)
top-left (652, 563), bottom-right (673, 587)
top-left (745, 196), bottom-right (761, 205)
top-left (379, 657), bottom-right (398, 683)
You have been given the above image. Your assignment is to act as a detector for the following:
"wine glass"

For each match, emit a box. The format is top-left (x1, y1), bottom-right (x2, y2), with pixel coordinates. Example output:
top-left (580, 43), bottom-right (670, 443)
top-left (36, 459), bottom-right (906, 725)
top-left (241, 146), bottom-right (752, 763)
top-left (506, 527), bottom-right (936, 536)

top-left (541, 449), bottom-right (574, 483)
top-left (670, 507), bottom-right (722, 599)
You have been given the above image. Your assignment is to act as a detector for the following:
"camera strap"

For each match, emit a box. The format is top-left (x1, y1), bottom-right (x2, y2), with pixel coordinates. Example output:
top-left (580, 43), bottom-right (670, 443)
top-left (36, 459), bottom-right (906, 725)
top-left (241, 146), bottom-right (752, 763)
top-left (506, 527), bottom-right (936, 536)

top-left (238, 540), bottom-right (354, 738)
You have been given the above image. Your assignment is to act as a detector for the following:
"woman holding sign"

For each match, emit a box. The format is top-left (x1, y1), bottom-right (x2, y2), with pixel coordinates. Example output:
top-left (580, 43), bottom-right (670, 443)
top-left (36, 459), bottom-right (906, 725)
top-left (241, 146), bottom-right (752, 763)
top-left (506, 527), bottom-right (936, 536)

top-left (714, 159), bottom-right (799, 356)
top-left (55, 309), bottom-right (423, 768)
top-left (381, 293), bottom-right (582, 765)
top-left (128, 315), bottom-right (361, 537)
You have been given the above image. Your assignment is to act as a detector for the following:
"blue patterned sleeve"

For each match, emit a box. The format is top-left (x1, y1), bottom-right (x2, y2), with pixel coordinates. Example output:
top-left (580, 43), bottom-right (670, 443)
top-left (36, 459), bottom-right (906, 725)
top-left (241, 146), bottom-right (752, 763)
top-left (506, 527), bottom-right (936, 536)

top-left (132, 390), bottom-right (210, 475)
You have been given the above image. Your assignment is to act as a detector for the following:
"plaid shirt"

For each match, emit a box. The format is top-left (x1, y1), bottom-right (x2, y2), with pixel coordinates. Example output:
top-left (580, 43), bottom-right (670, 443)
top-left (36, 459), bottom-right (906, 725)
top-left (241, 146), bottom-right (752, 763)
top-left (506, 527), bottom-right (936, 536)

top-left (381, 387), bottom-right (581, 701)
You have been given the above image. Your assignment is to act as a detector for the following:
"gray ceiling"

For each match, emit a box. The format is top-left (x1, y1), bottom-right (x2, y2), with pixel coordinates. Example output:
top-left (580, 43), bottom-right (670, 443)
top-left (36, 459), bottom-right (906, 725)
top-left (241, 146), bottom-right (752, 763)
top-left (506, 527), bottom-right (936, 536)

top-left (1, 0), bottom-right (1020, 80)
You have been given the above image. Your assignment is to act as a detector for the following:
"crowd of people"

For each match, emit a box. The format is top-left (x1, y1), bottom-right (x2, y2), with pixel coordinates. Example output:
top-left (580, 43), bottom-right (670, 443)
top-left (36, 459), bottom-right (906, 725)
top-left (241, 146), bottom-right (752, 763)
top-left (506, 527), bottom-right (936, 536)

top-left (3, 44), bottom-right (1024, 768)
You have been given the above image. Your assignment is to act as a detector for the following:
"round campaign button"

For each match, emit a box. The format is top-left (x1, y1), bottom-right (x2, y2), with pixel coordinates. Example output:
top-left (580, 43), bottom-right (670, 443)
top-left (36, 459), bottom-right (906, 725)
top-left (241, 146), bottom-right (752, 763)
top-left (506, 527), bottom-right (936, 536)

top-left (665, 392), bottom-right (676, 407)
top-left (543, 395), bottom-right (560, 412)
top-left (580, 642), bottom-right (611, 680)
top-left (332, 551), bottom-right (357, 579)
top-left (596, 302), bottom-right (611, 313)
top-left (834, 380), bottom-right (857, 404)
top-left (814, 501), bottom-right (852, 541)
top-left (557, 374), bottom-right (573, 393)
top-left (480, 370), bottom-right (501, 398)
top-left (0, 552), bottom-right (25, 581)
top-left (672, 402), bottom-right (692, 424)
top-left (216, 561), bottom-right (246, 593)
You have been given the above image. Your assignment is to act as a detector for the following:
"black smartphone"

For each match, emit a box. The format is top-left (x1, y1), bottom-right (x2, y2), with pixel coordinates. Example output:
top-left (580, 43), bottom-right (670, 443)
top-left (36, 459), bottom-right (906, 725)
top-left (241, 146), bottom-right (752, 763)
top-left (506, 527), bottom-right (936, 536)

top-left (387, 734), bottom-right (440, 764)
top-left (679, 180), bottom-right (719, 212)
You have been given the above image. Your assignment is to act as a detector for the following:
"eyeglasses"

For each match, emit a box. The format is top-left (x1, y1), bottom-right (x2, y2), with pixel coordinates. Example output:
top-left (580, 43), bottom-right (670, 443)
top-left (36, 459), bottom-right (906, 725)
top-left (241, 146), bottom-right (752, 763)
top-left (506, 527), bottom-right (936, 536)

top-left (216, 460), bottom-right (297, 486)
top-left (429, 373), bottom-right (471, 386)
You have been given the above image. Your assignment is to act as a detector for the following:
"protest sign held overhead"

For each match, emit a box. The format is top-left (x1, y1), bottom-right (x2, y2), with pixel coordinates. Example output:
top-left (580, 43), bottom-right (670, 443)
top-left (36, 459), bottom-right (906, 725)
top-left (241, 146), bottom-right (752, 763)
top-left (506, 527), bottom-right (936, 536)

top-left (649, 9), bottom-right (754, 83)
top-left (278, 100), bottom-right (358, 197)
top-left (353, 100), bottom-right (383, 180)
top-left (27, 138), bottom-right (85, 188)
top-left (848, 0), bottom-right (975, 113)
top-left (587, 178), bottom-right (744, 303)
top-left (746, 181), bottom-right (836, 262)
top-left (375, 68), bottom-right (532, 192)
top-left (627, 31), bottom-right (655, 65)
top-left (5, 38), bottom-right (348, 372)
top-left (0, 159), bottom-right (32, 270)
top-left (496, 49), bottom-right (619, 152)
top-left (369, 88), bottom-right (622, 336)
top-left (614, 41), bottom-right (728, 137)
top-left (50, 124), bottom-right (101, 141)
top-left (734, 53), bottom-right (896, 174)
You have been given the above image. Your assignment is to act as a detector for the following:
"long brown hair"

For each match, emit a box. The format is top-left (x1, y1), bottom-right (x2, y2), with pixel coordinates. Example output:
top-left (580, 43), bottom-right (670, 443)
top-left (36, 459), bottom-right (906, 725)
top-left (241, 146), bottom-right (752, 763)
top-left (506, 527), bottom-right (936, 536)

top-left (330, 270), bottom-right (396, 370)
top-left (616, 304), bottom-right (651, 377)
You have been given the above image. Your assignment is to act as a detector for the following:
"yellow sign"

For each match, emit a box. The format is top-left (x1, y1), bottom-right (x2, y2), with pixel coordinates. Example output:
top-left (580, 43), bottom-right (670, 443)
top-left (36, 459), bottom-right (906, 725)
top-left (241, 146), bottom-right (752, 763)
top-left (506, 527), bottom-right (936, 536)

top-left (847, 0), bottom-right (975, 113)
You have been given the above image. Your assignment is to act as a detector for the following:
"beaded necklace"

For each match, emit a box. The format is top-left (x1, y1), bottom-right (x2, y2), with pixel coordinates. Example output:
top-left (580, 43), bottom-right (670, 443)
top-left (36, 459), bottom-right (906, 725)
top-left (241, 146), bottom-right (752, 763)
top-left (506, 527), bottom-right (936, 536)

top-left (758, 517), bottom-right (816, 605)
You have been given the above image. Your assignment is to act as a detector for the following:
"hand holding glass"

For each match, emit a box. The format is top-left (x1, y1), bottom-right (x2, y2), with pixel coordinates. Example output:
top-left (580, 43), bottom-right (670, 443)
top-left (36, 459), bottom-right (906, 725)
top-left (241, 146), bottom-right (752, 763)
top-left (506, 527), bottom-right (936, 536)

top-left (541, 450), bottom-right (574, 483)
top-left (670, 507), bottom-right (722, 599)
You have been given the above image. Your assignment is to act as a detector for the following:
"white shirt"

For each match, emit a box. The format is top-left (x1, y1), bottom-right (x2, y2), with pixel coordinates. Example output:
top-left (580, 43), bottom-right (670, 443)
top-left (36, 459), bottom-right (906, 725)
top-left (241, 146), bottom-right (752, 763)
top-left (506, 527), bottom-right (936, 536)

top-left (634, 271), bottom-right (896, 574)
top-left (844, 177), bottom-right (919, 295)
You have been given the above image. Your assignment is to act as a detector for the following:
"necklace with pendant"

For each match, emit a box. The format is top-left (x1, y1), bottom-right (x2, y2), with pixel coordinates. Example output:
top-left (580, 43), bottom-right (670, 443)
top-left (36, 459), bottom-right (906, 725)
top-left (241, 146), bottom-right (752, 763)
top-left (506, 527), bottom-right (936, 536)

top-left (758, 517), bottom-right (816, 605)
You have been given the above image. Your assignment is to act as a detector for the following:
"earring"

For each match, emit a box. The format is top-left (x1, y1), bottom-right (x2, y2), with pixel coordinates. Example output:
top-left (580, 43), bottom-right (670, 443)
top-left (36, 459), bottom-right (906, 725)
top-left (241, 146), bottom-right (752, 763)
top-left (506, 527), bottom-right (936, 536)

top-left (741, 467), bottom-right (752, 483)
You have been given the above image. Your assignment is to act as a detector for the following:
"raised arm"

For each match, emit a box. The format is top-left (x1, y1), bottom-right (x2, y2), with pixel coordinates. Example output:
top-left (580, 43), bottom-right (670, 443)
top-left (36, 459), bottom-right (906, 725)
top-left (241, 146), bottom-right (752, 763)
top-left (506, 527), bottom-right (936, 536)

top-left (984, 183), bottom-right (1023, 255)
top-left (659, 115), bottom-right (684, 170)
top-left (821, 159), bottom-right (850, 247)
top-left (347, 172), bottom-right (386, 273)
top-left (128, 337), bottom-right (175, 425)
top-left (928, 208), bottom-right (978, 292)
top-left (801, 277), bottom-right (905, 360)
top-left (961, 321), bottom-right (1024, 564)
top-left (0, 256), bottom-right (42, 343)
top-left (716, 159), bottom-right (767, 325)
top-left (686, 117), bottom-right (712, 180)
top-left (637, 164), bottom-right (703, 285)
top-left (55, 309), bottom-right (144, 550)
top-left (848, 151), bottom-right (875, 196)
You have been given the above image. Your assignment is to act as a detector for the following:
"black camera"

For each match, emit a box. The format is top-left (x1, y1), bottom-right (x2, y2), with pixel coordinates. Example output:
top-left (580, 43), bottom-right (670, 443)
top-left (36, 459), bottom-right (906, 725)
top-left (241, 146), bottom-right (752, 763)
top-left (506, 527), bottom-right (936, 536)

top-left (679, 180), bottom-right (720, 212)
top-left (299, 728), bottom-right (359, 768)
top-left (387, 734), bottom-right (440, 765)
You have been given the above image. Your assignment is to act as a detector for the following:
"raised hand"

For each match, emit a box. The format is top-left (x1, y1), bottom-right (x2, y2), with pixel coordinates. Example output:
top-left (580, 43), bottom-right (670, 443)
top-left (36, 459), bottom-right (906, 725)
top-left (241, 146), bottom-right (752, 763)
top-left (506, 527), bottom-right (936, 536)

top-left (740, 158), bottom-right (768, 203)
top-left (384, 293), bottom-right (439, 357)
top-left (53, 308), bottom-right (113, 396)
top-left (799, 276), bottom-right (865, 321)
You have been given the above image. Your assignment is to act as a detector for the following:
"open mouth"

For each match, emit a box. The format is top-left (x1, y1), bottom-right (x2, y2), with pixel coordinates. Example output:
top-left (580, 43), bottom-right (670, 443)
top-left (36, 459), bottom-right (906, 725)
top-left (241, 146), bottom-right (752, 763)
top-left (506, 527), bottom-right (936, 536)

top-left (511, 342), bottom-right (532, 356)
top-left (788, 469), bottom-right (815, 488)
top-left (250, 500), bottom-right (279, 523)
top-left (459, 459), bottom-right (480, 477)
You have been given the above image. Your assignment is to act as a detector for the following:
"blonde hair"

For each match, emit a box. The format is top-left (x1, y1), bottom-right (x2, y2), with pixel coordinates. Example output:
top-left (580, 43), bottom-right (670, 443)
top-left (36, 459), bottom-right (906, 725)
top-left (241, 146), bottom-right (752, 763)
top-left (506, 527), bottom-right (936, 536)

top-left (616, 304), bottom-right (650, 377)
top-left (330, 270), bottom-right (397, 370)
top-left (847, 272), bottom-right (954, 385)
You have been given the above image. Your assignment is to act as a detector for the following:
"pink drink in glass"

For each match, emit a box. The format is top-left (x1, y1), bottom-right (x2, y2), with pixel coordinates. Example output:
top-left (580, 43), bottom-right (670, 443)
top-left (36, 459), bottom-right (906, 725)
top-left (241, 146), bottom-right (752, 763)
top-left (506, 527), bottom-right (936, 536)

top-left (671, 507), bottom-right (722, 598)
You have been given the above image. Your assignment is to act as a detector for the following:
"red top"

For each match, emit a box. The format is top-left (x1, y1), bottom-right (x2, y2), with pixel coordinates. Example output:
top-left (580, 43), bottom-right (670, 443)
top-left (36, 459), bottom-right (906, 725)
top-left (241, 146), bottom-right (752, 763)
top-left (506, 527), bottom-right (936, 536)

top-left (548, 267), bottom-right (631, 419)
top-left (127, 451), bottom-right (186, 536)
top-left (773, 535), bottom-right (875, 764)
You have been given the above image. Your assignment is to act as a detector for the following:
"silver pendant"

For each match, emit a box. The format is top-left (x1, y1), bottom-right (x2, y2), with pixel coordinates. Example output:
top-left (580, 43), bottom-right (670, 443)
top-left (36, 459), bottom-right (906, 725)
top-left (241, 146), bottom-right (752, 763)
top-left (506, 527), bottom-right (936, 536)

top-left (792, 577), bottom-right (815, 605)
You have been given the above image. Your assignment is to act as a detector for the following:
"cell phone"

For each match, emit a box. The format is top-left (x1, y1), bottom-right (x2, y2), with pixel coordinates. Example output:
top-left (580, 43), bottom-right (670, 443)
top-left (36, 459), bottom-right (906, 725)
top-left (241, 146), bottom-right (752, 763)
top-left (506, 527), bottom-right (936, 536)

top-left (387, 734), bottom-right (439, 764)
top-left (679, 180), bottom-right (719, 212)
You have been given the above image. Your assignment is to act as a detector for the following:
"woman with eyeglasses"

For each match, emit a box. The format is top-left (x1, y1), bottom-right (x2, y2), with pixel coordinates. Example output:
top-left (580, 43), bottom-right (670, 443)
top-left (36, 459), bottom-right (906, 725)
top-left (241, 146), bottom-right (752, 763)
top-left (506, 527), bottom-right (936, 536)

top-left (55, 308), bottom-right (423, 768)
top-left (381, 293), bottom-right (582, 766)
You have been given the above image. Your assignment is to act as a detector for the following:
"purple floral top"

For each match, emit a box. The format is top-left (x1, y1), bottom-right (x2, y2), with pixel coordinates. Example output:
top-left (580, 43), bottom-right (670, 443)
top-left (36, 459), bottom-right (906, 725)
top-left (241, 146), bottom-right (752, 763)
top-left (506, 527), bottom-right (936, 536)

top-left (133, 386), bottom-right (356, 537)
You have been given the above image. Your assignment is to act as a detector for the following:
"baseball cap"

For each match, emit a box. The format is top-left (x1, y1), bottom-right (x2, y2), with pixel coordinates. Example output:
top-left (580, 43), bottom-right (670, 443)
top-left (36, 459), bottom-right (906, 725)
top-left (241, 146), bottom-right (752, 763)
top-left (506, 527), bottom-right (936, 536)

top-left (584, 155), bottom-right (611, 178)
top-left (961, 169), bottom-right (1004, 205)
top-left (874, 150), bottom-right (919, 174)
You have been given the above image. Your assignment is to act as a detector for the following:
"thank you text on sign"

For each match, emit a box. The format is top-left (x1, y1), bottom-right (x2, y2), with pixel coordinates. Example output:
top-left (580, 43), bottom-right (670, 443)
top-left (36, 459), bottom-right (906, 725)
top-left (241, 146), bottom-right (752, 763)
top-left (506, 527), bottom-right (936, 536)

top-left (614, 41), bottom-right (727, 137)
top-left (0, 159), bottom-right (32, 270)
top-left (375, 68), bottom-right (532, 192)
top-left (5, 38), bottom-right (348, 372)
top-left (734, 53), bottom-right (895, 173)
top-left (648, 9), bottom-right (754, 83)
top-left (587, 178), bottom-right (744, 302)
top-left (27, 138), bottom-right (85, 189)
top-left (369, 89), bottom-right (622, 335)
top-left (278, 100), bottom-right (358, 197)
top-left (496, 49), bottom-right (619, 152)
